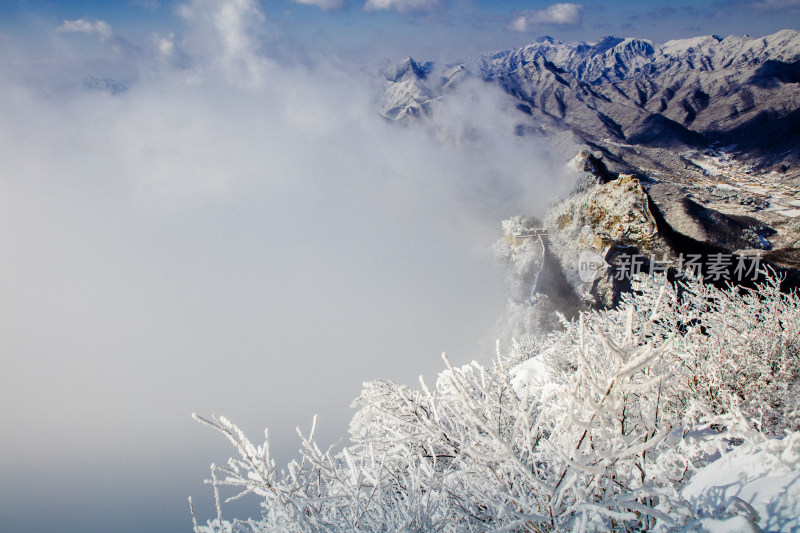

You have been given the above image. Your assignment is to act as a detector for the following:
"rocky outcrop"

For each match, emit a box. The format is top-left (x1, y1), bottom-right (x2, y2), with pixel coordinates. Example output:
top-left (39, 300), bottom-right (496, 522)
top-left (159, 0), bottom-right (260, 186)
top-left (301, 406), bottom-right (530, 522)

top-left (493, 216), bottom-right (562, 339)
top-left (500, 152), bottom-right (800, 318)
top-left (544, 157), bottom-right (669, 309)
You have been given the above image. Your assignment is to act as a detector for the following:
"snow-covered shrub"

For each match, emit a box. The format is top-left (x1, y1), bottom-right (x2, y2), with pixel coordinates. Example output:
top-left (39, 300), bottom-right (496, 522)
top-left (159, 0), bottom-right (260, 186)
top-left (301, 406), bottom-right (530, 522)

top-left (665, 274), bottom-right (800, 436)
top-left (193, 272), bottom-right (800, 532)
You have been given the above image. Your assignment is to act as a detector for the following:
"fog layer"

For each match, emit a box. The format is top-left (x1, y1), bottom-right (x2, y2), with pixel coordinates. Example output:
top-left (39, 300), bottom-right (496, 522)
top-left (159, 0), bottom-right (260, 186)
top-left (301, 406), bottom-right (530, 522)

top-left (0, 1), bottom-right (572, 531)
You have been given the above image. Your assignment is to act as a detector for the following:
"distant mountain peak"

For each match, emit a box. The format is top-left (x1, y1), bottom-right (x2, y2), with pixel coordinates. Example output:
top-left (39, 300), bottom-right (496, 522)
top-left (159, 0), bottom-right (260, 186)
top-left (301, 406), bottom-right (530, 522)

top-left (381, 57), bottom-right (431, 82)
top-left (590, 36), bottom-right (624, 53)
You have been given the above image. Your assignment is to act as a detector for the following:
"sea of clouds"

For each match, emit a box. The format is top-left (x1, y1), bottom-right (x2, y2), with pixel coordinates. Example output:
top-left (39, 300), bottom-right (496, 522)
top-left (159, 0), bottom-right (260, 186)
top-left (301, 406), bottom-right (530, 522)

top-left (0, 1), bottom-right (575, 531)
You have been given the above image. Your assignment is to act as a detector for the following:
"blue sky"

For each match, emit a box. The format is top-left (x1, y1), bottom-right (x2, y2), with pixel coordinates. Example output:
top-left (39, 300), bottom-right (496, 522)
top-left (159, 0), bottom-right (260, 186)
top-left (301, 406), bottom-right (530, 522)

top-left (1, 0), bottom-right (798, 62)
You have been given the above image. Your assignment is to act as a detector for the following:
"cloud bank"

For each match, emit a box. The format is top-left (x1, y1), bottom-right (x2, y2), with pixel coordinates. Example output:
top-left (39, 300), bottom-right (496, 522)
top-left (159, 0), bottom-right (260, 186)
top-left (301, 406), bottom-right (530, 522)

top-left (363, 0), bottom-right (444, 14)
top-left (58, 18), bottom-right (115, 40)
top-left (293, 0), bottom-right (347, 10)
top-left (509, 3), bottom-right (584, 32)
top-left (748, 0), bottom-right (800, 12)
top-left (0, 2), bottom-right (572, 532)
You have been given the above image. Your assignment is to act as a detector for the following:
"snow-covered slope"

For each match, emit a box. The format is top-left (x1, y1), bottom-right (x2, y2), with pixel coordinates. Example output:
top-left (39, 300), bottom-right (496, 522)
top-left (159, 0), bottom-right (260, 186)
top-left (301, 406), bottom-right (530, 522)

top-left (681, 432), bottom-right (800, 532)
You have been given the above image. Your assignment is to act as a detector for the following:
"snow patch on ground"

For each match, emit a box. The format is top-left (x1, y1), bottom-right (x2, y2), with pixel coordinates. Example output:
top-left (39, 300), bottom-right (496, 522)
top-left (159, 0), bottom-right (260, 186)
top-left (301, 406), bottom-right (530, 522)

top-left (510, 351), bottom-right (551, 393)
top-left (677, 515), bottom-right (762, 533)
top-left (682, 432), bottom-right (800, 532)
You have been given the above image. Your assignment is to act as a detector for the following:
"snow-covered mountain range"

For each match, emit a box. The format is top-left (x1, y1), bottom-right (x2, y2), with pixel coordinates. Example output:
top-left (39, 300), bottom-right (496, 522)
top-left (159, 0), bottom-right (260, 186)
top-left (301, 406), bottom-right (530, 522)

top-left (381, 30), bottom-right (800, 287)
top-left (381, 30), bottom-right (800, 175)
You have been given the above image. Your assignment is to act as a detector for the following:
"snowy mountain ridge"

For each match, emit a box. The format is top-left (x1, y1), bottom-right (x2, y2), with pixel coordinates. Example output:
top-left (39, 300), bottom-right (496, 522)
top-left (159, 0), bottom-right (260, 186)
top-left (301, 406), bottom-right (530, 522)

top-left (380, 29), bottom-right (800, 177)
top-left (475, 29), bottom-right (800, 85)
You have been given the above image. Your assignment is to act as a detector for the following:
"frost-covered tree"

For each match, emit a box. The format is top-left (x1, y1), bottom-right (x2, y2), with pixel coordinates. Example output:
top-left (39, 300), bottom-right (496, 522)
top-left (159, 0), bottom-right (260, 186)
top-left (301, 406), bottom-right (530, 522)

top-left (192, 271), bottom-right (800, 532)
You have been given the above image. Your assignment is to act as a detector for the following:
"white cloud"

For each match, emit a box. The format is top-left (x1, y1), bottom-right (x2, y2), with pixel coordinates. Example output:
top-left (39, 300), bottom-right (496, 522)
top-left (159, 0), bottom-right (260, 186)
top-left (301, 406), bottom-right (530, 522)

top-left (154, 33), bottom-right (194, 70)
top-left (508, 3), bottom-right (584, 32)
top-left (57, 18), bottom-right (142, 57)
top-left (748, 0), bottom-right (800, 11)
top-left (509, 15), bottom-right (528, 32)
top-left (177, 0), bottom-right (270, 85)
top-left (363, 0), bottom-right (444, 14)
top-left (292, 0), bottom-right (347, 10)
top-left (57, 18), bottom-right (115, 40)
